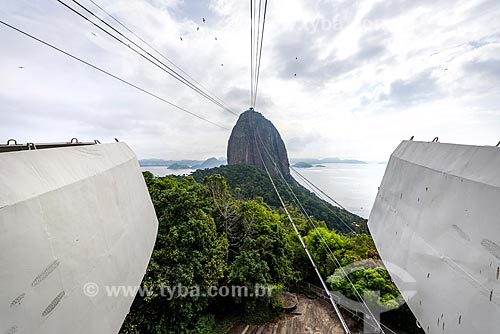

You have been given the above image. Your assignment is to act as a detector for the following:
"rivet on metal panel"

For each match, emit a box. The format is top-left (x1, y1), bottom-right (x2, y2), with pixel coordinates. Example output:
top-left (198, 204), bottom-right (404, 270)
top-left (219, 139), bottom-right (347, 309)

top-left (432, 137), bottom-right (439, 142)
top-left (6, 139), bottom-right (17, 145)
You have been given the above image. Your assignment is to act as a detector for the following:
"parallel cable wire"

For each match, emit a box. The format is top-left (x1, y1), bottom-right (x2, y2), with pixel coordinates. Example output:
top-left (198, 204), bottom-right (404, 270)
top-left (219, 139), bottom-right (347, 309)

top-left (250, 127), bottom-right (351, 334)
top-left (312, 282), bottom-right (398, 334)
top-left (252, 0), bottom-right (268, 107)
top-left (255, 129), bottom-right (386, 334)
top-left (291, 169), bottom-right (357, 234)
top-left (0, 20), bottom-right (230, 130)
top-left (86, 0), bottom-right (235, 114)
top-left (290, 167), bottom-right (358, 234)
top-left (291, 166), bottom-right (347, 210)
top-left (250, 0), bottom-right (254, 107)
top-left (253, 0), bottom-right (262, 106)
top-left (257, 134), bottom-right (356, 234)
top-left (63, 0), bottom-right (236, 116)
top-left (58, 0), bottom-right (237, 116)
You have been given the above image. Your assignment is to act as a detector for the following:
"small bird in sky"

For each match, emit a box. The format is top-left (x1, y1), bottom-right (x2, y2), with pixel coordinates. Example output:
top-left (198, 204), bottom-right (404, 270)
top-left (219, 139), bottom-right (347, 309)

top-left (18, 66), bottom-right (24, 69)
top-left (295, 57), bottom-right (298, 60)
top-left (91, 32), bottom-right (96, 36)
top-left (294, 73), bottom-right (297, 76)
top-left (215, 37), bottom-right (218, 41)
top-left (221, 63), bottom-right (224, 67)
top-left (197, 27), bottom-right (199, 31)
top-left (203, 18), bottom-right (206, 23)
top-left (180, 36), bottom-right (183, 41)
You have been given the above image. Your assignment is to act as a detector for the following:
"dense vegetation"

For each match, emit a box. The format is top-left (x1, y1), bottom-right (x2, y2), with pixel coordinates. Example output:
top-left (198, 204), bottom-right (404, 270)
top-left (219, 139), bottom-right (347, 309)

top-left (120, 166), bottom-right (423, 334)
top-left (192, 164), bottom-right (368, 234)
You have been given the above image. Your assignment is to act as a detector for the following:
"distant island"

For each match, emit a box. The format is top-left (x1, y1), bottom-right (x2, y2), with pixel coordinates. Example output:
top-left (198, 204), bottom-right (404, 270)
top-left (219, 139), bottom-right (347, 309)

top-left (139, 157), bottom-right (226, 170)
top-left (292, 162), bottom-right (314, 168)
top-left (140, 157), bottom-right (368, 169)
top-left (167, 163), bottom-right (191, 170)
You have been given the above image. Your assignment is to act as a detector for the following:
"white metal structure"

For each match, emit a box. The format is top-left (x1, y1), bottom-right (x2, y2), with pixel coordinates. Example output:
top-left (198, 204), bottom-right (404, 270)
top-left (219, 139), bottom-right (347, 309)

top-left (0, 142), bottom-right (158, 334)
top-left (369, 140), bottom-right (500, 333)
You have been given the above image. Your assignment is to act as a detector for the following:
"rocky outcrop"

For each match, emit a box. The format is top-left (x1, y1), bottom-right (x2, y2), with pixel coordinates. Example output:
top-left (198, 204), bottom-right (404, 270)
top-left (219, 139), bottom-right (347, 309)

top-left (227, 109), bottom-right (292, 181)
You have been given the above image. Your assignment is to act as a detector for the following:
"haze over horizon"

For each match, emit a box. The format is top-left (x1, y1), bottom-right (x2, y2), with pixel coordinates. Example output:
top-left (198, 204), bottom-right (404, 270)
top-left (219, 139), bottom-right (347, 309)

top-left (1, 0), bottom-right (499, 161)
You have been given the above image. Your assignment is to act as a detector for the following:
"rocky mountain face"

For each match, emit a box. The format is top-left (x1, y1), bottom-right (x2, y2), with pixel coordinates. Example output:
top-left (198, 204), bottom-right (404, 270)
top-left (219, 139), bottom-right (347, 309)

top-left (227, 109), bottom-right (293, 182)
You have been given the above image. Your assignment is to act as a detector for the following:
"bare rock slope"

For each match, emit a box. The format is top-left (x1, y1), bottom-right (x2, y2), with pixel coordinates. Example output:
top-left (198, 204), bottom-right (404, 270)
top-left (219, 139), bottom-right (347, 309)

top-left (227, 109), bottom-right (293, 182)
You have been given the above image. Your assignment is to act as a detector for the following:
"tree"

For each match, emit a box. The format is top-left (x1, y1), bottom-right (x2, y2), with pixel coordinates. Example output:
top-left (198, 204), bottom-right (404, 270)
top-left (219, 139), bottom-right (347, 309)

top-left (121, 175), bottom-right (228, 333)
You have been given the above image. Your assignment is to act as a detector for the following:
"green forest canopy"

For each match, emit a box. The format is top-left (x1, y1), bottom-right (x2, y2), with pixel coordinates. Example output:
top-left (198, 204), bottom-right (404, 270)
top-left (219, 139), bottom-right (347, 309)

top-left (120, 167), bottom-right (422, 334)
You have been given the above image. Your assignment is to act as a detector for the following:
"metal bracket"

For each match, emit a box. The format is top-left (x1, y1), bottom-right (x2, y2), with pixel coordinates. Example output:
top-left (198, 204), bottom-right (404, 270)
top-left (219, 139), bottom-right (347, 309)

top-left (1, 138), bottom-right (103, 153)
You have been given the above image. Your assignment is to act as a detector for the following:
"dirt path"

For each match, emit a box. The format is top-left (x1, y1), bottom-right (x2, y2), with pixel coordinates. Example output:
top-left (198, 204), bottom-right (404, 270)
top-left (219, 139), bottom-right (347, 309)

top-left (227, 295), bottom-right (362, 334)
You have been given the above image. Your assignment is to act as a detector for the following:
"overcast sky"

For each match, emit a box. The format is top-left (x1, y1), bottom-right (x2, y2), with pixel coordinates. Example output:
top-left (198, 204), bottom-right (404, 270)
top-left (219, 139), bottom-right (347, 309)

top-left (1, 0), bottom-right (499, 161)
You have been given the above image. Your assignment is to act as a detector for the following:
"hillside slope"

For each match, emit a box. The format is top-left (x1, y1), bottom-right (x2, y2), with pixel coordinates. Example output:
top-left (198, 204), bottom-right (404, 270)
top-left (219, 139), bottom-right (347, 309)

top-left (192, 164), bottom-right (368, 234)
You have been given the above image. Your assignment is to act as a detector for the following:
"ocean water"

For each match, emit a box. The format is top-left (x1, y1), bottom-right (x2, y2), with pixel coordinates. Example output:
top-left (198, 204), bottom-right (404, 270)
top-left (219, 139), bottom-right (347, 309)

top-left (140, 163), bottom-right (387, 218)
top-left (292, 163), bottom-right (387, 218)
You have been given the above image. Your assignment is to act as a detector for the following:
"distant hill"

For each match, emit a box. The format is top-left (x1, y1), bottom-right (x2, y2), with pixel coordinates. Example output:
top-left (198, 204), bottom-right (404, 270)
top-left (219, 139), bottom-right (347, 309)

top-left (292, 162), bottom-right (314, 168)
top-left (139, 158), bottom-right (226, 169)
top-left (289, 158), bottom-right (367, 164)
top-left (192, 164), bottom-right (368, 234)
top-left (139, 159), bottom-right (170, 166)
top-left (192, 157), bottom-right (226, 170)
top-left (139, 159), bottom-right (200, 167)
top-left (168, 163), bottom-right (191, 170)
